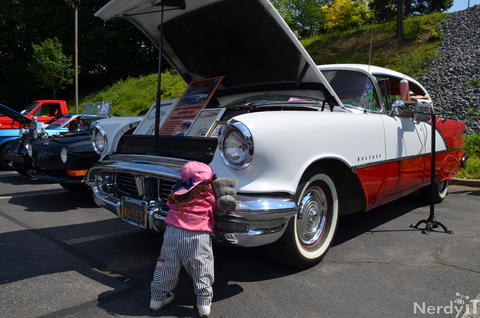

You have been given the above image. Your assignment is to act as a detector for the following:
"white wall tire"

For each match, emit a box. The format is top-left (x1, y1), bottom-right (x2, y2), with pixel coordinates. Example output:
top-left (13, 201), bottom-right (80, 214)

top-left (420, 180), bottom-right (449, 203)
top-left (269, 171), bottom-right (339, 269)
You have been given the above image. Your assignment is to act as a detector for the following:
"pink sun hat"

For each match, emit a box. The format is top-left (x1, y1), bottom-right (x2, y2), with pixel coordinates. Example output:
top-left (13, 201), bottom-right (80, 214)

top-left (172, 161), bottom-right (214, 195)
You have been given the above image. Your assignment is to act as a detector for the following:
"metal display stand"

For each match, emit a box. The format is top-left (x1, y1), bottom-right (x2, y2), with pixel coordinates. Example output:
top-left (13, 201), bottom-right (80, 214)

top-left (410, 111), bottom-right (453, 234)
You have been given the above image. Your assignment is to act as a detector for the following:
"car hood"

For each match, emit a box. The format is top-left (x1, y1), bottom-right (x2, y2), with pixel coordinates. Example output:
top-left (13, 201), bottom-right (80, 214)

top-left (0, 104), bottom-right (33, 126)
top-left (95, 0), bottom-right (341, 105)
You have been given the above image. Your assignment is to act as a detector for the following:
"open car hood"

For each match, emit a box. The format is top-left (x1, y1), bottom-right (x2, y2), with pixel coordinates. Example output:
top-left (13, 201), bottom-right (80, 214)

top-left (95, 0), bottom-right (341, 105)
top-left (0, 104), bottom-right (33, 126)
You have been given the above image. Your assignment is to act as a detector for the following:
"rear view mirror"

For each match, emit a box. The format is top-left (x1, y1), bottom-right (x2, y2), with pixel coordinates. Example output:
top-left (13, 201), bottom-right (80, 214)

top-left (413, 99), bottom-right (433, 122)
top-left (390, 100), bottom-right (406, 116)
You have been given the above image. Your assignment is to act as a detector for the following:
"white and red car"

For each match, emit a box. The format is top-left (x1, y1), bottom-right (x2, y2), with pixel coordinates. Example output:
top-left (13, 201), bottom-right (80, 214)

top-left (87, 0), bottom-right (465, 268)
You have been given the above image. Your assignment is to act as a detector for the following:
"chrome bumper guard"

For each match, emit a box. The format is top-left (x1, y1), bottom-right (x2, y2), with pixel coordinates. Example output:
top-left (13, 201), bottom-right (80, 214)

top-left (87, 155), bottom-right (298, 247)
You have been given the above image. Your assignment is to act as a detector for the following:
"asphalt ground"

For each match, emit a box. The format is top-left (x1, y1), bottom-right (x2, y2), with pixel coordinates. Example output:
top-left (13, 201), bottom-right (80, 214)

top-left (0, 170), bottom-right (478, 318)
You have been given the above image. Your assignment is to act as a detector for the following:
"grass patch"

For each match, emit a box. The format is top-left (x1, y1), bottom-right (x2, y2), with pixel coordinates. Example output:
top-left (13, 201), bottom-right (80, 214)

top-left (302, 12), bottom-right (445, 79)
top-left (77, 71), bottom-right (186, 116)
top-left (458, 134), bottom-right (480, 179)
top-left (466, 77), bottom-right (480, 88)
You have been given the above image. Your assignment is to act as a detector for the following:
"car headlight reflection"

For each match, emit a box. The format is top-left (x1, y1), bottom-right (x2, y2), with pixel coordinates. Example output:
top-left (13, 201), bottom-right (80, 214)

top-left (92, 123), bottom-right (108, 155)
top-left (219, 120), bottom-right (254, 169)
top-left (60, 147), bottom-right (68, 164)
top-left (24, 142), bottom-right (33, 158)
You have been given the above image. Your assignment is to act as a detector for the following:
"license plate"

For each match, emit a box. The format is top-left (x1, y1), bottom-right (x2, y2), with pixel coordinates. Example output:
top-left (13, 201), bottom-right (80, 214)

top-left (121, 197), bottom-right (147, 229)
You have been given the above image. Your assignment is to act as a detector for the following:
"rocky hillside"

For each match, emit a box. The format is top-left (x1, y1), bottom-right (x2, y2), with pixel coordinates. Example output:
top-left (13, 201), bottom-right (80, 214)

top-left (420, 5), bottom-right (480, 134)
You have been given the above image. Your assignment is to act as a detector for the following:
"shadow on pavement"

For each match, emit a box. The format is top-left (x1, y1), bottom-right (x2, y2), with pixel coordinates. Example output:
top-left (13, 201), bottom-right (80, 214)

top-left (8, 189), bottom-right (98, 212)
top-left (0, 171), bottom-right (53, 185)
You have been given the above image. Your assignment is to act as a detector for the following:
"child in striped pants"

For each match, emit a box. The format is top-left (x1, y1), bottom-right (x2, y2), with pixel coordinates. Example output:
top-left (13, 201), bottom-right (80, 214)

top-left (150, 161), bottom-right (222, 317)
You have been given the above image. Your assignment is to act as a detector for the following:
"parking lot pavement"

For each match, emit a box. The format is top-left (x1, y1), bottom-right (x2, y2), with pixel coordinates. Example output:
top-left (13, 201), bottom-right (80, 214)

top-left (0, 170), bottom-right (478, 318)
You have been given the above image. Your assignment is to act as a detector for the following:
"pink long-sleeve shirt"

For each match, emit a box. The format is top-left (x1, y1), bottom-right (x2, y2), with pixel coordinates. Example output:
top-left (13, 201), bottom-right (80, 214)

top-left (165, 191), bottom-right (216, 233)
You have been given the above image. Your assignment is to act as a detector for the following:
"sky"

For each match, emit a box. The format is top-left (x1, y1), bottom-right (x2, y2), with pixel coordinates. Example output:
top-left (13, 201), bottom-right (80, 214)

top-left (449, 0), bottom-right (480, 11)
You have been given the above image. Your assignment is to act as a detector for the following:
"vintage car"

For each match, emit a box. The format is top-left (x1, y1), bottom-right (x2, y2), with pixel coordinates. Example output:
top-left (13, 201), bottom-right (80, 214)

top-left (5, 104), bottom-right (143, 190)
top-left (87, 0), bottom-right (465, 269)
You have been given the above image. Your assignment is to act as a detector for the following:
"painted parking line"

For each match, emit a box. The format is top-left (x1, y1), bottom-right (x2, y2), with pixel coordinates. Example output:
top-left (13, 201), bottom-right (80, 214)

top-left (64, 228), bottom-right (140, 245)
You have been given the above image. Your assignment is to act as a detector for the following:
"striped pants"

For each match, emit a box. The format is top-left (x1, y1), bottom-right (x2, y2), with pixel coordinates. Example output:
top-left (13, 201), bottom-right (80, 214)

top-left (151, 225), bottom-right (214, 306)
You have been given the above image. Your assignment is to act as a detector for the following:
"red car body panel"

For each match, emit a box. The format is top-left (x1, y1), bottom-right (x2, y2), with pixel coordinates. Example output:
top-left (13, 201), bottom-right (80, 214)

top-left (355, 121), bottom-right (465, 211)
top-left (0, 100), bottom-right (69, 129)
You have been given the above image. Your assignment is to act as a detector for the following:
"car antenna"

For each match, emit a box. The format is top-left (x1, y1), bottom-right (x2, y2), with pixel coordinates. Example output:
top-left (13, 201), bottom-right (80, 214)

top-left (152, 0), bottom-right (186, 153)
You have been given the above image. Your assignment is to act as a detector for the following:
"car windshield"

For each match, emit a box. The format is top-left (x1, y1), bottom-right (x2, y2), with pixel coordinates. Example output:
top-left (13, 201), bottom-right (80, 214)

top-left (20, 101), bottom-right (40, 115)
top-left (45, 115), bottom-right (74, 129)
top-left (321, 70), bottom-right (381, 111)
top-left (234, 96), bottom-right (323, 107)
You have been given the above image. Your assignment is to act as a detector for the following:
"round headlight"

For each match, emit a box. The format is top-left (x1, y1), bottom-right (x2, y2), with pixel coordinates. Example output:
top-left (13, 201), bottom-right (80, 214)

top-left (24, 142), bottom-right (33, 158)
top-left (92, 124), bottom-right (108, 155)
top-left (60, 147), bottom-right (68, 164)
top-left (220, 120), bottom-right (253, 169)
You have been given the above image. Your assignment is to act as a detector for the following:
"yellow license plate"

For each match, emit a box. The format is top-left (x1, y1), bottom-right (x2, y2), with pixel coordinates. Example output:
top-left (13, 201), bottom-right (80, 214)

top-left (121, 197), bottom-right (147, 229)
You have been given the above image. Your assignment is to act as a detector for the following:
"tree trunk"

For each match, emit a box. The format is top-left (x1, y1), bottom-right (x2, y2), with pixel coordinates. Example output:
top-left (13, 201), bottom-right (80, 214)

top-left (396, 0), bottom-right (404, 42)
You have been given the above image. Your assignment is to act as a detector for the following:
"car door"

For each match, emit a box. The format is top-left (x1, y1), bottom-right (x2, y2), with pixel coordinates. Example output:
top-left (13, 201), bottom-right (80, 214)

top-left (376, 75), bottom-right (429, 199)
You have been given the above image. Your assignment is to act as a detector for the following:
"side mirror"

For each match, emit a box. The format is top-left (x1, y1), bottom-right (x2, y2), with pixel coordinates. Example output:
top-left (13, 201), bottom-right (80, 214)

top-left (413, 99), bottom-right (434, 122)
top-left (390, 100), bottom-right (406, 116)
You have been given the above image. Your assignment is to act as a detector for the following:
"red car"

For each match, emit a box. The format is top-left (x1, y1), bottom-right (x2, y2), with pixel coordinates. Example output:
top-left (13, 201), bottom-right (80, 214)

top-left (0, 100), bottom-right (69, 129)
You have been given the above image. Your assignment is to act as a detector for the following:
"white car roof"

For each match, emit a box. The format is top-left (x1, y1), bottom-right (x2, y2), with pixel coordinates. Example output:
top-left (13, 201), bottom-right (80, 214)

top-left (317, 64), bottom-right (428, 95)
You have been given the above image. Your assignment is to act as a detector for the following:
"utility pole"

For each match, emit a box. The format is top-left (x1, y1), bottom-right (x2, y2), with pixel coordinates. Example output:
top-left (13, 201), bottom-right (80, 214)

top-left (66, 0), bottom-right (80, 113)
top-left (75, 5), bottom-right (78, 113)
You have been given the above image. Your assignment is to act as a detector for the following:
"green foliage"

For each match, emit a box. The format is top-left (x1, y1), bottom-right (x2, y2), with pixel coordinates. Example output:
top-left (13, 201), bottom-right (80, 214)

top-left (270, 0), bottom-right (330, 36)
top-left (302, 12), bottom-right (445, 79)
top-left (464, 134), bottom-right (480, 157)
top-left (458, 134), bottom-right (480, 179)
top-left (466, 77), bottom-right (480, 88)
top-left (29, 38), bottom-right (73, 98)
top-left (464, 108), bottom-right (480, 129)
top-left (0, 0), bottom-right (157, 108)
top-left (458, 156), bottom-right (480, 179)
top-left (323, 0), bottom-right (371, 31)
top-left (78, 71), bottom-right (186, 117)
top-left (369, 0), bottom-right (453, 22)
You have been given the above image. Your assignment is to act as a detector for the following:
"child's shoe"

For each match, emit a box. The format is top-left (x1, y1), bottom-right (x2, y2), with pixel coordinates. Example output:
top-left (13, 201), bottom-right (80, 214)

top-left (197, 304), bottom-right (211, 317)
top-left (149, 292), bottom-right (174, 311)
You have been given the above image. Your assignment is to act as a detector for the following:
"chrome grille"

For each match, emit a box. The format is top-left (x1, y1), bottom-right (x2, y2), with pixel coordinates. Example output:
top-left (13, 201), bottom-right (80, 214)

top-left (116, 173), bottom-right (140, 198)
top-left (159, 179), bottom-right (176, 201)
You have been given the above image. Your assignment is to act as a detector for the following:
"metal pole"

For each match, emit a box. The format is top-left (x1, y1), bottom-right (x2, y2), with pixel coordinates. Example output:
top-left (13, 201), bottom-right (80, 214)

top-left (430, 112), bottom-right (436, 219)
top-left (75, 6), bottom-right (79, 113)
top-left (468, 0), bottom-right (470, 8)
top-left (154, 5), bottom-right (165, 152)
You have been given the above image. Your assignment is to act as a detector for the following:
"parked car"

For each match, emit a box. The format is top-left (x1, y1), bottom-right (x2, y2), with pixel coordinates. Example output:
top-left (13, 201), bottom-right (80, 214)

top-left (0, 100), bottom-right (69, 129)
top-left (10, 114), bottom-right (142, 191)
top-left (87, 0), bottom-right (465, 269)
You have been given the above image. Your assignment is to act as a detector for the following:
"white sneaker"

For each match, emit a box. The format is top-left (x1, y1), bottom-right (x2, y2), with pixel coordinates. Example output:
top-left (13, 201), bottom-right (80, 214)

top-left (197, 304), bottom-right (211, 317)
top-left (149, 293), bottom-right (174, 311)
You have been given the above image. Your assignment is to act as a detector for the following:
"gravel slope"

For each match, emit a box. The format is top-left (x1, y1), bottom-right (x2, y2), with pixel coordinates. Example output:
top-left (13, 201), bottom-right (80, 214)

top-left (420, 5), bottom-right (480, 134)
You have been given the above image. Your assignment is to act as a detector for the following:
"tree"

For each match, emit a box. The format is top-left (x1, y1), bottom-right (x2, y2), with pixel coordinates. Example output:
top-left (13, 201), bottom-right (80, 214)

top-left (322, 0), bottom-right (371, 31)
top-left (271, 0), bottom-right (332, 36)
top-left (369, 0), bottom-right (453, 22)
top-left (29, 38), bottom-right (73, 98)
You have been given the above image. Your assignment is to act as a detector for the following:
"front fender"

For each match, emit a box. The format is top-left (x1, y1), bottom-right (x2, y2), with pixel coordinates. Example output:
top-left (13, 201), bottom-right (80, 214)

top-left (210, 111), bottom-right (385, 195)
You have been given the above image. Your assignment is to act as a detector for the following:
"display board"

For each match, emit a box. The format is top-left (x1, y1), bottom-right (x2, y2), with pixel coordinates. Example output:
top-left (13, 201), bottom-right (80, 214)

top-left (159, 76), bottom-right (223, 135)
top-left (186, 108), bottom-right (225, 137)
top-left (82, 102), bottom-right (112, 116)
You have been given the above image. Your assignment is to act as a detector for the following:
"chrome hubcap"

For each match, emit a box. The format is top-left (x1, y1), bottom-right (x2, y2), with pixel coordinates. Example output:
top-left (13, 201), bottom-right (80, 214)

top-left (297, 186), bottom-right (328, 246)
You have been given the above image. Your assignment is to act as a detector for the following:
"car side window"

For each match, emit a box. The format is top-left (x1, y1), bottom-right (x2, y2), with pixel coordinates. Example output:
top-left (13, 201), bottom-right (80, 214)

top-left (322, 70), bottom-right (381, 111)
top-left (374, 75), bottom-right (428, 111)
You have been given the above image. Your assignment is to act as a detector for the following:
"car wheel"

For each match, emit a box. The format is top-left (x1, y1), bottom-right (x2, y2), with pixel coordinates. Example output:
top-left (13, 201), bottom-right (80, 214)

top-left (60, 182), bottom-right (90, 192)
top-left (269, 171), bottom-right (339, 269)
top-left (420, 180), bottom-right (449, 203)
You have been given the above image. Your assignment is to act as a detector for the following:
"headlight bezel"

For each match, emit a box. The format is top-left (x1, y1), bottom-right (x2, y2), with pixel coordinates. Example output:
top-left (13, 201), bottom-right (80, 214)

top-left (219, 120), bottom-right (254, 169)
top-left (91, 123), bottom-right (108, 155)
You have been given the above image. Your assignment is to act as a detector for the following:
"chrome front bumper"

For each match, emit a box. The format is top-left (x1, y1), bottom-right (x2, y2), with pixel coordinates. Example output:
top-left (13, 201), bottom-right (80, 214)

top-left (87, 155), bottom-right (298, 247)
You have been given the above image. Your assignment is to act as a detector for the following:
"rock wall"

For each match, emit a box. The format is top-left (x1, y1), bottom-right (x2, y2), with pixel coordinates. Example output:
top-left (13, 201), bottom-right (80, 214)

top-left (420, 5), bottom-right (480, 134)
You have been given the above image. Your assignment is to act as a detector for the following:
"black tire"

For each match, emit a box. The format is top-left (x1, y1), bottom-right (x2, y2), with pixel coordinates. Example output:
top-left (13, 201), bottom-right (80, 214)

top-left (420, 180), bottom-right (449, 203)
top-left (60, 182), bottom-right (90, 192)
top-left (269, 170), bottom-right (340, 269)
